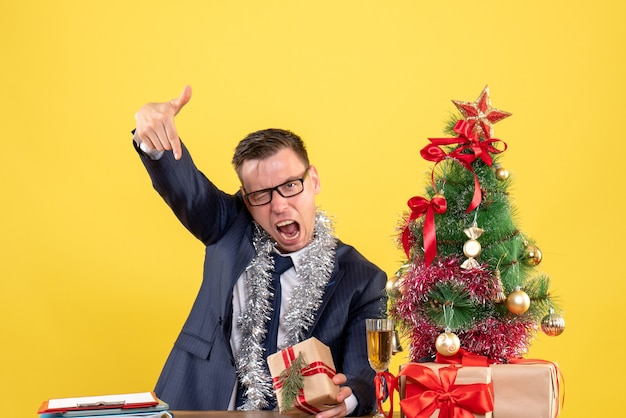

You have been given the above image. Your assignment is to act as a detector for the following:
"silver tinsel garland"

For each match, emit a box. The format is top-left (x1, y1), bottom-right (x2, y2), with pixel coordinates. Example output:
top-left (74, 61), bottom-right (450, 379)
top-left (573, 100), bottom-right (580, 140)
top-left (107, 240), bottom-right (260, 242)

top-left (235, 212), bottom-right (337, 410)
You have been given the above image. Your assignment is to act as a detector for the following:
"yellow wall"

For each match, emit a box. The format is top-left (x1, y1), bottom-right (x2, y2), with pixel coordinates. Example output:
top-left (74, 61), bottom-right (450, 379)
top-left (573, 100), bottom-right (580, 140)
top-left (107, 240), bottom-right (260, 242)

top-left (2, 1), bottom-right (624, 416)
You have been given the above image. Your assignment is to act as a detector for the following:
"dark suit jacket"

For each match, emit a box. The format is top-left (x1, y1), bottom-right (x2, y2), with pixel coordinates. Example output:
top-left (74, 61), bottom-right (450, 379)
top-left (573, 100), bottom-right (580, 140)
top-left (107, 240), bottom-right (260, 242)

top-left (137, 143), bottom-right (388, 415)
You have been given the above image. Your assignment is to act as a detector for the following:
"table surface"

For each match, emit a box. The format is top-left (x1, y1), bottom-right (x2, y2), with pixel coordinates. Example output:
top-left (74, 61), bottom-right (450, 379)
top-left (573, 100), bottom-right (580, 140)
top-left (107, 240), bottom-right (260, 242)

top-left (170, 412), bottom-right (386, 418)
top-left (171, 412), bottom-right (284, 418)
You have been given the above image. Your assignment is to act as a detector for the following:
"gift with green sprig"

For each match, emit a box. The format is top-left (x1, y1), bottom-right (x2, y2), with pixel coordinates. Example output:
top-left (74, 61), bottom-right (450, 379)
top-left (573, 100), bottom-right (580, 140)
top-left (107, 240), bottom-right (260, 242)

top-left (267, 337), bottom-right (340, 416)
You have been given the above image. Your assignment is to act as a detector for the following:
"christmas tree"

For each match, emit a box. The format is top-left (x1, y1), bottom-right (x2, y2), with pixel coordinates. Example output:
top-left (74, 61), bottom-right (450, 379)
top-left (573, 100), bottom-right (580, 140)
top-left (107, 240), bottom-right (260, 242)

top-left (390, 86), bottom-right (565, 363)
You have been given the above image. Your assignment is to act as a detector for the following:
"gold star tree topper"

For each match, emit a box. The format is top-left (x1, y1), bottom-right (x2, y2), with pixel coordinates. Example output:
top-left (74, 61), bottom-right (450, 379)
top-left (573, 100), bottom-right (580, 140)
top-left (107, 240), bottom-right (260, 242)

top-left (453, 85), bottom-right (512, 139)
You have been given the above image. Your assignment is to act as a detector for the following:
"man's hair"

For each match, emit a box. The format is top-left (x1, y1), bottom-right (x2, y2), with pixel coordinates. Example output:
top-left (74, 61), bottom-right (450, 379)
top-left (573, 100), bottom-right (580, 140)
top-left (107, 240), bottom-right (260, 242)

top-left (231, 128), bottom-right (310, 180)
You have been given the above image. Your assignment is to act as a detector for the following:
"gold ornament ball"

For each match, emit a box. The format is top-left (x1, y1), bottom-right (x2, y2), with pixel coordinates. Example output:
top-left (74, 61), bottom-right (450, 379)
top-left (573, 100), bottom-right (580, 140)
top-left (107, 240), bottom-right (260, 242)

top-left (495, 166), bottom-right (510, 180)
top-left (463, 239), bottom-right (482, 258)
top-left (523, 244), bottom-right (543, 266)
top-left (541, 310), bottom-right (565, 336)
top-left (506, 288), bottom-right (531, 315)
top-left (435, 331), bottom-right (460, 356)
top-left (386, 276), bottom-right (403, 297)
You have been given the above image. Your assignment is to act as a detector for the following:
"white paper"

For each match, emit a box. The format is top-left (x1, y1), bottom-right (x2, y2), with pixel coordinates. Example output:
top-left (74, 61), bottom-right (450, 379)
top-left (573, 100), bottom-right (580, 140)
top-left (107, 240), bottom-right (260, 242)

top-left (47, 392), bottom-right (155, 409)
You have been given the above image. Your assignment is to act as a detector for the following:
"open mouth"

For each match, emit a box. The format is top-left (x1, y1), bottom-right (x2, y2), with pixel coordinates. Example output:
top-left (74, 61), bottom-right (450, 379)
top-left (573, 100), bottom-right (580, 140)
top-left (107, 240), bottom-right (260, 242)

top-left (276, 220), bottom-right (300, 241)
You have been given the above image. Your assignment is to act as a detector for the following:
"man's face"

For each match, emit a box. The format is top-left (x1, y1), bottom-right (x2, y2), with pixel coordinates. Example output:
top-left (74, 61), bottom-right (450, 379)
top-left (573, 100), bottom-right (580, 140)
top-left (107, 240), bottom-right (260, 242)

top-left (240, 148), bottom-right (320, 253)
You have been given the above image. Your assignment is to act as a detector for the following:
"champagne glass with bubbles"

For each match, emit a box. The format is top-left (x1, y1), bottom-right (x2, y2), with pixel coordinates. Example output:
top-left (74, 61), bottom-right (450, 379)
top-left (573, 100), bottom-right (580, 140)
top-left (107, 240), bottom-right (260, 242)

top-left (366, 318), bottom-right (394, 418)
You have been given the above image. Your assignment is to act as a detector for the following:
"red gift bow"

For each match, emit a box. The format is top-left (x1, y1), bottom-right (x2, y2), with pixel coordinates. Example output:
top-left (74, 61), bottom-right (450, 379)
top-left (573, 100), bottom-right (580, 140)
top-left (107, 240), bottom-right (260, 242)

top-left (272, 346), bottom-right (337, 414)
top-left (401, 194), bottom-right (447, 265)
top-left (398, 364), bottom-right (494, 418)
top-left (375, 371), bottom-right (398, 418)
top-left (434, 348), bottom-right (497, 367)
top-left (436, 350), bottom-right (564, 417)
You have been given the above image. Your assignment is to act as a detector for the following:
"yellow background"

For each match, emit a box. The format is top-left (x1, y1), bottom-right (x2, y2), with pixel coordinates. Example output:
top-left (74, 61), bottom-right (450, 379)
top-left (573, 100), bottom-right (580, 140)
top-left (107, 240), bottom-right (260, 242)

top-left (2, 1), bottom-right (624, 416)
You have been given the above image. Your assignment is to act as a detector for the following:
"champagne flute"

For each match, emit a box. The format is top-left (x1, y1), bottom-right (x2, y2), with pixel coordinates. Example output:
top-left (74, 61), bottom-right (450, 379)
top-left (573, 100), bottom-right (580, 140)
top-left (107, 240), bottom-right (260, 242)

top-left (366, 318), bottom-right (394, 418)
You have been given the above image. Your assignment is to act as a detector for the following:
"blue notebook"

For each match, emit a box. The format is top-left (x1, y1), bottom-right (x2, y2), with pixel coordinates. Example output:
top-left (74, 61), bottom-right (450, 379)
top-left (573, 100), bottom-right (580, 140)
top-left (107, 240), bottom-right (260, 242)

top-left (38, 392), bottom-right (170, 417)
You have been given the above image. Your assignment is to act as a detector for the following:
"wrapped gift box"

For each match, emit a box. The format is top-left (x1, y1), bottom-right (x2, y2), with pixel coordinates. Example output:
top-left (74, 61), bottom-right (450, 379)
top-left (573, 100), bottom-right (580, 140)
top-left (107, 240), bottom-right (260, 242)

top-left (398, 361), bottom-right (562, 418)
top-left (267, 337), bottom-right (340, 416)
top-left (398, 363), bottom-right (494, 418)
top-left (491, 362), bottom-right (561, 418)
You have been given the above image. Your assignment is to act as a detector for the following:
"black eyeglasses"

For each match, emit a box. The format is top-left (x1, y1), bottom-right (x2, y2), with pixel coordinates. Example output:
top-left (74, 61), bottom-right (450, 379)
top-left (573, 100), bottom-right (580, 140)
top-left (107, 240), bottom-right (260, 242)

top-left (244, 168), bottom-right (309, 207)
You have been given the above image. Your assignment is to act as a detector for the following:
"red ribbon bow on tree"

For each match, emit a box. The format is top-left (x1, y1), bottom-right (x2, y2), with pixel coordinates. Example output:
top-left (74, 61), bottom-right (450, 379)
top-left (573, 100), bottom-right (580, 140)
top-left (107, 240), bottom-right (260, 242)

top-left (401, 194), bottom-right (447, 265)
top-left (420, 120), bottom-right (508, 213)
top-left (398, 364), bottom-right (494, 418)
top-left (432, 120), bottom-right (507, 167)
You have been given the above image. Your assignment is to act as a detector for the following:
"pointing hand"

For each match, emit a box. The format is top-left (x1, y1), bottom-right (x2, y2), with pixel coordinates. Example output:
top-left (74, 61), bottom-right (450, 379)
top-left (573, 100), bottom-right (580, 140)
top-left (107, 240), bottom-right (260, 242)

top-left (133, 85), bottom-right (192, 160)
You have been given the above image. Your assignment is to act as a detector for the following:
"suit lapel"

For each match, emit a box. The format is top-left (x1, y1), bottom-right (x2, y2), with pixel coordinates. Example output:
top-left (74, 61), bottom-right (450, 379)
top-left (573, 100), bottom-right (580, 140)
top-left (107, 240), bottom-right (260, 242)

top-left (304, 244), bottom-right (345, 338)
top-left (221, 214), bottom-right (256, 335)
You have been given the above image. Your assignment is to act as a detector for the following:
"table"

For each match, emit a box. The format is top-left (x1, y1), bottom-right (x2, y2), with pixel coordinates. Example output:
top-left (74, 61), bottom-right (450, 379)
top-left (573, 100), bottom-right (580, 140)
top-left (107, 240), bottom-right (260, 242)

top-left (171, 412), bottom-right (385, 418)
top-left (172, 412), bottom-right (283, 418)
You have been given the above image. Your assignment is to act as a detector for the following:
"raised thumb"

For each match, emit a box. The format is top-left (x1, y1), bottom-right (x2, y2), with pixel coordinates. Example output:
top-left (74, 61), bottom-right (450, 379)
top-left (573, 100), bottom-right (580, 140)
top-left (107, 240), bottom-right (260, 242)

top-left (170, 85), bottom-right (192, 115)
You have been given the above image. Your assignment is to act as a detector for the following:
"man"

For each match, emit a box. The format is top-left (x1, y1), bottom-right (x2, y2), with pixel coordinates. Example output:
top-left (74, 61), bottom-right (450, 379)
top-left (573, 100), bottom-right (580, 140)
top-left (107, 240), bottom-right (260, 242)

top-left (132, 86), bottom-right (387, 417)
